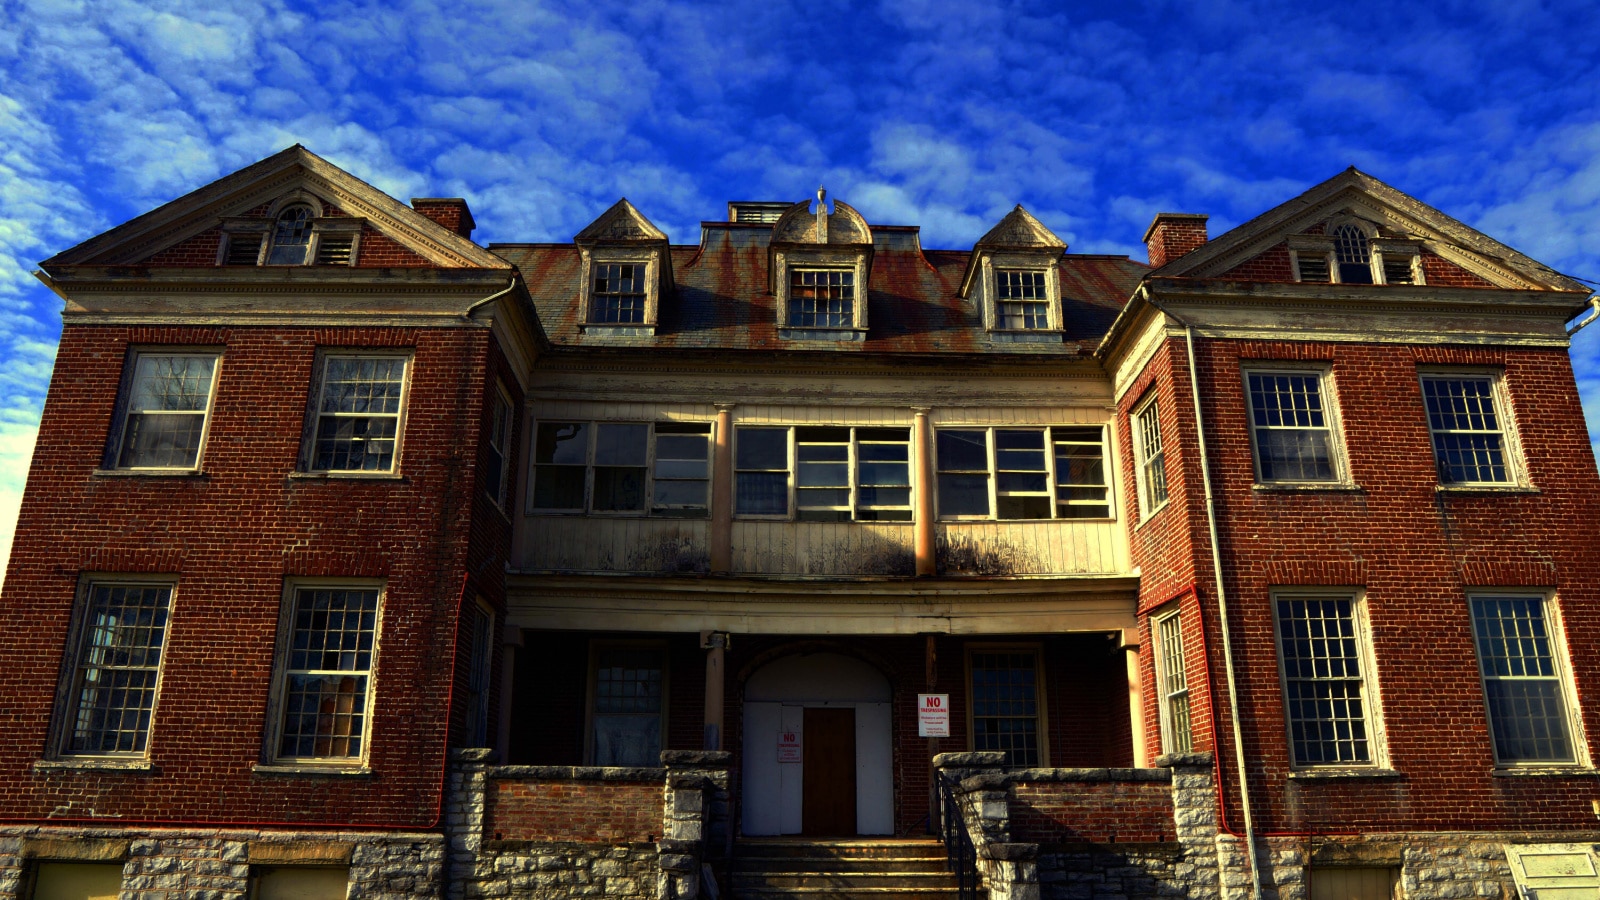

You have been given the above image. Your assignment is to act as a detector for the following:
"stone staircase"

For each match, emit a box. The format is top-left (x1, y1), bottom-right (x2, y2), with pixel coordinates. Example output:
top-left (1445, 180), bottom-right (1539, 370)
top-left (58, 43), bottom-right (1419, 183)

top-left (730, 838), bottom-right (977, 900)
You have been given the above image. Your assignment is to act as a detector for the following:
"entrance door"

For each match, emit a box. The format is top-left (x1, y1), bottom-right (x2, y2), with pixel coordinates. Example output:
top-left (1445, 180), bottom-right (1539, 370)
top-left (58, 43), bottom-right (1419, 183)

top-left (801, 707), bottom-right (857, 836)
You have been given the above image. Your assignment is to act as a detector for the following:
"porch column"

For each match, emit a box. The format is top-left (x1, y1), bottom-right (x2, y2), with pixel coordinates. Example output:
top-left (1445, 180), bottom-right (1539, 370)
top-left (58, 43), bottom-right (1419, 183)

top-left (702, 631), bottom-right (729, 750)
top-left (710, 403), bottom-right (735, 573)
top-left (1123, 627), bottom-right (1148, 768)
top-left (494, 624), bottom-right (524, 762)
top-left (913, 407), bottom-right (936, 576)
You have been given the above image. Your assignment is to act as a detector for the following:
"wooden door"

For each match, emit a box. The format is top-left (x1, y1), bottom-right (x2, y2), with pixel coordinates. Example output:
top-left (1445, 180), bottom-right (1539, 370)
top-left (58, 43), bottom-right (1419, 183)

top-left (802, 707), bottom-right (857, 835)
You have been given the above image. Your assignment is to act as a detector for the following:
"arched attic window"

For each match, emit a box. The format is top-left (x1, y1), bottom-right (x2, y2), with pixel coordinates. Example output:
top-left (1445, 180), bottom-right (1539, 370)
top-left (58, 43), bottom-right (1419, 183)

top-left (267, 204), bottom-right (315, 265)
top-left (1333, 223), bottom-right (1373, 284)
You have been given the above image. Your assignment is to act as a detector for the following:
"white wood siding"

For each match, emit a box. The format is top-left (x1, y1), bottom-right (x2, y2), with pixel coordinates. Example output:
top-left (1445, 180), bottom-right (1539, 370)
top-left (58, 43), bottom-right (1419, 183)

top-left (520, 517), bottom-right (710, 573)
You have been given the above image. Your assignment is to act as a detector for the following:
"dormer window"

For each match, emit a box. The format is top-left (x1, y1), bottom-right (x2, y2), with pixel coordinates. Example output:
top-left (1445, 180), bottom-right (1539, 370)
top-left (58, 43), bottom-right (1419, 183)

top-left (961, 206), bottom-right (1067, 342)
top-left (592, 263), bottom-right (647, 324)
top-left (996, 270), bottom-right (1050, 330)
top-left (789, 269), bottom-right (855, 328)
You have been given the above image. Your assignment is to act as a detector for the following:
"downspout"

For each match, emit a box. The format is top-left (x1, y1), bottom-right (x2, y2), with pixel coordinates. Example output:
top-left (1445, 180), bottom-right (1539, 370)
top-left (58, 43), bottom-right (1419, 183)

top-left (1566, 294), bottom-right (1600, 337)
top-left (1143, 288), bottom-right (1264, 900)
top-left (464, 277), bottom-right (519, 318)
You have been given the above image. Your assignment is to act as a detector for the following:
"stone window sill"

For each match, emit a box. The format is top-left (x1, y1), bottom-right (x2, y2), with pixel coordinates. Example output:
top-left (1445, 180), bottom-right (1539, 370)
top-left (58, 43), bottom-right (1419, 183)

top-left (92, 468), bottom-right (206, 479)
top-left (777, 326), bottom-right (867, 342)
top-left (1491, 766), bottom-right (1600, 778)
top-left (988, 329), bottom-right (1064, 344)
top-left (579, 324), bottom-right (657, 338)
top-left (252, 763), bottom-right (375, 779)
top-left (1436, 485), bottom-right (1539, 496)
top-left (287, 472), bottom-right (406, 482)
top-left (33, 758), bottom-right (156, 774)
top-left (1252, 483), bottom-right (1364, 494)
top-left (1286, 767), bottom-right (1401, 780)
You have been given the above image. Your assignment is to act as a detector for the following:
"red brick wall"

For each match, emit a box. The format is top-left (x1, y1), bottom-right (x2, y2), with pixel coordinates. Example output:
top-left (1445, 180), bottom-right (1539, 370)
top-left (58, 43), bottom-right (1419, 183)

top-left (1010, 779), bottom-right (1174, 844)
top-left (486, 778), bottom-right (662, 843)
top-left (1214, 244), bottom-right (1494, 286)
top-left (0, 321), bottom-right (506, 827)
top-left (1125, 332), bottom-right (1600, 833)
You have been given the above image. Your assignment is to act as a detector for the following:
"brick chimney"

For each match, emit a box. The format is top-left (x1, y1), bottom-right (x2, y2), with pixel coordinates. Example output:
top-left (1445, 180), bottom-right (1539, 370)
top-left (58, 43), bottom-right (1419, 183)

top-left (1143, 213), bottom-right (1209, 268)
top-left (411, 198), bottom-right (477, 239)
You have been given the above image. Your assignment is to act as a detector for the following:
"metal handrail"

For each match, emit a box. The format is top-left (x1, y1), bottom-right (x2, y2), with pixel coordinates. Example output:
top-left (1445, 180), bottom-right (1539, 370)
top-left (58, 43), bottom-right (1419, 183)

top-left (936, 772), bottom-right (979, 900)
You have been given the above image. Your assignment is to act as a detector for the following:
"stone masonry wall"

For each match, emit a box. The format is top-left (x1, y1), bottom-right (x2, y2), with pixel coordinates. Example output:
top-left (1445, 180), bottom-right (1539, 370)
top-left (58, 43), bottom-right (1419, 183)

top-left (0, 827), bottom-right (442, 900)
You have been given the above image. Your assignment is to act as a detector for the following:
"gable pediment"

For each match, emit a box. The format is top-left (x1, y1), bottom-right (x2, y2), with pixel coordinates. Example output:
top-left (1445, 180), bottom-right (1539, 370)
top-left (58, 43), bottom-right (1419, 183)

top-left (575, 199), bottom-right (669, 244)
top-left (42, 145), bottom-right (508, 270)
top-left (1155, 169), bottom-right (1586, 293)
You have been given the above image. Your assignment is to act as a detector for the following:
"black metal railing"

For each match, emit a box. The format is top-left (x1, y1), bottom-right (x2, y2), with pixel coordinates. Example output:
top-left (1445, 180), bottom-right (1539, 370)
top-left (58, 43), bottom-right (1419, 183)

top-left (937, 772), bottom-right (979, 900)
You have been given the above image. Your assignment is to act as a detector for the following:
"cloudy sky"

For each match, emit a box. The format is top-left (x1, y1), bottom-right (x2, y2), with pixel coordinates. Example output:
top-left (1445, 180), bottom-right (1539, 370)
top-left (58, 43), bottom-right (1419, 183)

top-left (2, 0), bottom-right (1598, 578)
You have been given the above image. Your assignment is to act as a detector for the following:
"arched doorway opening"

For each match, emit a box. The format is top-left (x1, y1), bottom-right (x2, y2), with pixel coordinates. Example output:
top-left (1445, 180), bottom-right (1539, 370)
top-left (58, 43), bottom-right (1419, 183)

top-left (741, 651), bottom-right (893, 836)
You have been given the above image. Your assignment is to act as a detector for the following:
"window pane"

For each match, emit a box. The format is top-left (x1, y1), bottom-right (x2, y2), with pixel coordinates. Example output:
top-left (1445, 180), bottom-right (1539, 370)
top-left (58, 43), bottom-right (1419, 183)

top-left (997, 270), bottom-right (1049, 330)
top-left (789, 270), bottom-right (855, 328)
top-left (533, 465), bottom-right (585, 509)
top-left (119, 355), bottom-right (216, 468)
top-left (652, 423), bottom-right (710, 517)
top-left (1054, 426), bottom-right (1110, 518)
top-left (593, 647), bottom-right (662, 767)
top-left (1248, 372), bottom-right (1339, 482)
top-left (1423, 378), bottom-right (1509, 484)
top-left (267, 205), bottom-right (313, 265)
top-left (937, 430), bottom-right (988, 471)
top-left (737, 472), bottom-right (788, 515)
top-left (591, 263), bottom-right (647, 324)
top-left (313, 357), bottom-right (406, 473)
top-left (938, 473), bottom-right (990, 517)
top-left (535, 422), bottom-right (588, 464)
top-left (32, 863), bottom-right (124, 900)
top-left (594, 424), bottom-right (648, 466)
top-left (997, 495), bottom-right (1050, 519)
top-left (737, 428), bottom-right (788, 469)
top-left (254, 867), bottom-right (349, 900)
top-left (593, 467), bottom-right (647, 511)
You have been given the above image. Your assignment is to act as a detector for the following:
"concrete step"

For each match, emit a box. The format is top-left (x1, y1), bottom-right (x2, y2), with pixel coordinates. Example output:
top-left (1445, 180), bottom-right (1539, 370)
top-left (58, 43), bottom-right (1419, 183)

top-left (733, 857), bottom-right (950, 874)
top-left (734, 872), bottom-right (962, 890)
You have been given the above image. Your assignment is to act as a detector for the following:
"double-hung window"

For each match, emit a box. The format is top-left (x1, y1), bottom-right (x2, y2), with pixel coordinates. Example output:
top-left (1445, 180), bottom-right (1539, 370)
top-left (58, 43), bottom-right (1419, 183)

top-left (109, 351), bottom-right (220, 471)
top-left (57, 580), bottom-right (174, 757)
top-left (589, 642), bottom-right (665, 767)
top-left (591, 263), bottom-right (647, 324)
top-left (1132, 398), bottom-right (1168, 518)
top-left (735, 425), bottom-right (913, 520)
top-left (968, 648), bottom-right (1045, 767)
top-left (305, 353), bottom-right (409, 474)
top-left (1421, 373), bottom-right (1518, 486)
top-left (1245, 368), bottom-right (1345, 484)
top-left (1468, 594), bottom-right (1581, 766)
top-left (532, 421), bottom-right (712, 517)
top-left (1153, 611), bottom-right (1193, 755)
top-left (461, 600), bottom-right (495, 747)
top-left (935, 426), bottom-right (1111, 520)
top-left (788, 269), bottom-right (855, 328)
top-left (995, 270), bottom-right (1050, 330)
top-left (1273, 592), bottom-right (1380, 767)
top-left (484, 388), bottom-right (515, 507)
top-left (270, 584), bottom-right (381, 764)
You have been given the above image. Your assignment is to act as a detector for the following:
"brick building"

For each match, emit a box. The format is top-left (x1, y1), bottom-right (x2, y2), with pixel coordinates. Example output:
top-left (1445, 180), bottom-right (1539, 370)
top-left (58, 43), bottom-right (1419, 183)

top-left (2, 146), bottom-right (1597, 900)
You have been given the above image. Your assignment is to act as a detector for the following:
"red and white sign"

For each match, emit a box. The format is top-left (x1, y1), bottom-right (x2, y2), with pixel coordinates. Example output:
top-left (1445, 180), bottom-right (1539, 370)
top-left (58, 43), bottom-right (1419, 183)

top-left (777, 730), bottom-right (802, 763)
top-left (917, 694), bottom-right (950, 737)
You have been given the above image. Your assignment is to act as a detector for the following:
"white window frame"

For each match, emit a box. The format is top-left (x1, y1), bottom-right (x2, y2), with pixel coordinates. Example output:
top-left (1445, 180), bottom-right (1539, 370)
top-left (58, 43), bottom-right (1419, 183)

top-left (50, 577), bottom-right (177, 760)
top-left (218, 193), bottom-right (363, 268)
top-left (1152, 608), bottom-right (1193, 756)
top-left (484, 385), bottom-right (515, 508)
top-left (301, 351), bottom-right (413, 476)
top-left (933, 425), bottom-right (1113, 522)
top-left (1131, 395), bottom-right (1169, 520)
top-left (529, 420), bottom-right (714, 518)
top-left (772, 247), bottom-right (871, 339)
top-left (263, 578), bottom-right (384, 768)
top-left (1289, 224), bottom-right (1424, 287)
top-left (1271, 589), bottom-right (1386, 769)
top-left (1467, 592), bottom-right (1587, 768)
top-left (1242, 364), bottom-right (1351, 487)
top-left (734, 425), bottom-right (916, 522)
top-left (786, 267), bottom-right (858, 329)
top-left (1418, 368), bottom-right (1524, 488)
top-left (106, 349), bottom-right (223, 473)
top-left (989, 266), bottom-right (1059, 332)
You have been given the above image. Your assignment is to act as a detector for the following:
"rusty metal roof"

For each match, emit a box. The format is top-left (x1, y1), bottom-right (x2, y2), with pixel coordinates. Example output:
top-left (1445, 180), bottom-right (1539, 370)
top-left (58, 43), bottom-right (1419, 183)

top-left (490, 223), bottom-right (1145, 356)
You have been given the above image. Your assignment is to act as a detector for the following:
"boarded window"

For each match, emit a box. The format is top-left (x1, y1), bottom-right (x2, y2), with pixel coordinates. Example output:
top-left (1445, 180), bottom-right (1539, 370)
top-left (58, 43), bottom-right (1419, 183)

top-left (1308, 866), bottom-right (1398, 900)
top-left (251, 866), bottom-right (349, 900)
top-left (30, 863), bottom-right (124, 900)
top-left (591, 645), bottom-right (664, 767)
top-left (1504, 844), bottom-right (1600, 899)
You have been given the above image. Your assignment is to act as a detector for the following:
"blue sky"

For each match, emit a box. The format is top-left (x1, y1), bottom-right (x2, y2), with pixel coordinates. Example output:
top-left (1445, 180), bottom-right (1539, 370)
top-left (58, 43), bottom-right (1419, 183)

top-left (2, 0), bottom-right (1599, 578)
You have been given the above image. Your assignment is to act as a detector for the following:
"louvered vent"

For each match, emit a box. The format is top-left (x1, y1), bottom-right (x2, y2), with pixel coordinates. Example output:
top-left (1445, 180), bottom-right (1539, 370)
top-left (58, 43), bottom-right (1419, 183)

top-left (1296, 253), bottom-right (1331, 283)
top-left (1383, 256), bottom-right (1416, 285)
top-left (315, 235), bottom-right (355, 265)
top-left (224, 234), bottom-right (263, 265)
